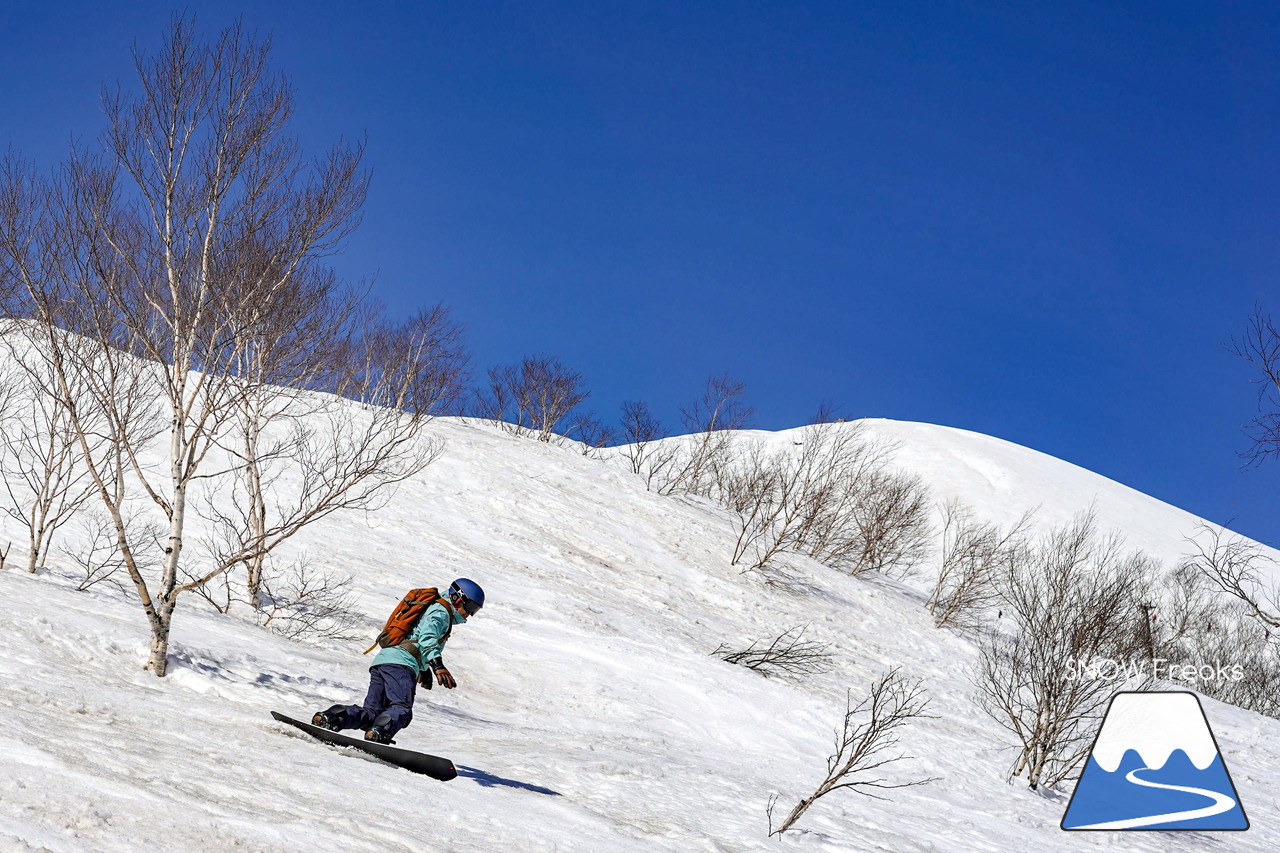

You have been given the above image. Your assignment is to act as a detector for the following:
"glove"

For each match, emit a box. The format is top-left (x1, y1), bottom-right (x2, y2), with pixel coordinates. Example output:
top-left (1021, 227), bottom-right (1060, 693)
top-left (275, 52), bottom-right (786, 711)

top-left (428, 657), bottom-right (456, 689)
top-left (418, 670), bottom-right (433, 689)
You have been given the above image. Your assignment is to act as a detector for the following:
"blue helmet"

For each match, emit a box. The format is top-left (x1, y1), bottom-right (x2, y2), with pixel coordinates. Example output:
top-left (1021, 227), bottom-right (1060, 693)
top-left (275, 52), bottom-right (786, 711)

top-left (449, 578), bottom-right (485, 614)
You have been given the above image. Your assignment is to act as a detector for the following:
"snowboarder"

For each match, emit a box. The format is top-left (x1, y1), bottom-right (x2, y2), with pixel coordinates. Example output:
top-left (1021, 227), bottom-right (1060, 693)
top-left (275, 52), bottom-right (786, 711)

top-left (312, 578), bottom-right (485, 743)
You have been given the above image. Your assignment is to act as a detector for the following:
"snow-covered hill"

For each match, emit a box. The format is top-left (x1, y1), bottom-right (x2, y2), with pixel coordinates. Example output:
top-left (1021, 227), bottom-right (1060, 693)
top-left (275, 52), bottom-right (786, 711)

top-left (0, 416), bottom-right (1276, 852)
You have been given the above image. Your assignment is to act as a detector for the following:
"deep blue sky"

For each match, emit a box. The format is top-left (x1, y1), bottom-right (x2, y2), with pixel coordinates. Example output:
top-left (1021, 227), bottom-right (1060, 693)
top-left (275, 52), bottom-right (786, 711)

top-left (3, 1), bottom-right (1279, 546)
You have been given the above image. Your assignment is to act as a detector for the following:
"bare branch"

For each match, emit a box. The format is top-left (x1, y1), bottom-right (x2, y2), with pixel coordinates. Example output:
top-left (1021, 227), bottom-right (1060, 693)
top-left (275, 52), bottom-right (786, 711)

top-left (1233, 307), bottom-right (1280, 469)
top-left (1185, 521), bottom-right (1280, 629)
top-left (769, 668), bottom-right (937, 836)
top-left (712, 625), bottom-right (834, 679)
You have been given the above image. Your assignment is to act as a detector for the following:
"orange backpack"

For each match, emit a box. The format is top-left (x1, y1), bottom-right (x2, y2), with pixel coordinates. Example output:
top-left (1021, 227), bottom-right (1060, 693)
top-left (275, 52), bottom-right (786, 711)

top-left (363, 588), bottom-right (453, 655)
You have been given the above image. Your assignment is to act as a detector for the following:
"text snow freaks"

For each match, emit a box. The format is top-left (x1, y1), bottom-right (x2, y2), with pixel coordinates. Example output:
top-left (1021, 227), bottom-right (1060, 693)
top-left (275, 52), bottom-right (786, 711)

top-left (1062, 658), bottom-right (1245, 684)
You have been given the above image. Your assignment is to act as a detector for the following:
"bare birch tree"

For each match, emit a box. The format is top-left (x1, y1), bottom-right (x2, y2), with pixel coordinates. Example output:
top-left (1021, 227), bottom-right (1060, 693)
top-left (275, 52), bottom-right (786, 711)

top-left (0, 373), bottom-right (93, 573)
top-left (617, 399), bottom-right (669, 483)
top-left (474, 354), bottom-right (590, 442)
top-left (0, 18), bottom-right (370, 675)
top-left (213, 296), bottom-right (464, 609)
top-left (974, 511), bottom-right (1153, 789)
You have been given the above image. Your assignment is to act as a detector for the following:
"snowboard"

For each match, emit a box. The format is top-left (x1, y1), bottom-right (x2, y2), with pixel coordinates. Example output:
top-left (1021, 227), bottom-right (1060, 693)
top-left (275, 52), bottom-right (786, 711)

top-left (271, 711), bottom-right (458, 781)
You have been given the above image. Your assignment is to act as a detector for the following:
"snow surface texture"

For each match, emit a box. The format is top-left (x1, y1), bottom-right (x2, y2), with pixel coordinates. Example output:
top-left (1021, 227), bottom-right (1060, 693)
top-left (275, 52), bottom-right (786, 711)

top-left (0, 414), bottom-right (1277, 852)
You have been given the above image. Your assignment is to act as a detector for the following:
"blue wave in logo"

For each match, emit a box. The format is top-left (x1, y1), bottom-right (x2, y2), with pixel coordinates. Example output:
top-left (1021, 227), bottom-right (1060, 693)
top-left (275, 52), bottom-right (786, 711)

top-left (1062, 749), bottom-right (1248, 830)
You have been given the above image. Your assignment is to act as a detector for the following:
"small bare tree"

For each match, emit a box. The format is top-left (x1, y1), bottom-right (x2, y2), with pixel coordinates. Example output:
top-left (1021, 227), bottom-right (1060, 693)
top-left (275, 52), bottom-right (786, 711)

top-left (1184, 521), bottom-right (1280, 629)
top-left (652, 374), bottom-right (753, 496)
top-left (768, 668), bottom-right (937, 836)
top-left (562, 411), bottom-right (616, 457)
top-left (974, 511), bottom-right (1153, 790)
top-left (927, 501), bottom-right (1034, 629)
top-left (618, 400), bottom-right (669, 480)
top-left (214, 300), bottom-right (463, 610)
top-left (0, 338), bottom-right (107, 572)
top-left (842, 469), bottom-right (933, 578)
top-left (475, 354), bottom-right (590, 442)
top-left (712, 424), bottom-right (933, 578)
top-left (712, 625), bottom-right (833, 679)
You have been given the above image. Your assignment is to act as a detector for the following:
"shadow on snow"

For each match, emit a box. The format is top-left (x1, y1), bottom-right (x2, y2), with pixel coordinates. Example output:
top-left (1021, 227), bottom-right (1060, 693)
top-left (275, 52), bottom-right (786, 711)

top-left (454, 764), bottom-right (561, 796)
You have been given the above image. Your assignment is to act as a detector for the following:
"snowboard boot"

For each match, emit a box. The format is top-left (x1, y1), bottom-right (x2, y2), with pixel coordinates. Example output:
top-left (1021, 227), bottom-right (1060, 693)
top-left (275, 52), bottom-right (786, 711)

top-left (311, 708), bottom-right (342, 731)
top-left (365, 726), bottom-right (394, 744)
top-left (365, 712), bottom-right (395, 744)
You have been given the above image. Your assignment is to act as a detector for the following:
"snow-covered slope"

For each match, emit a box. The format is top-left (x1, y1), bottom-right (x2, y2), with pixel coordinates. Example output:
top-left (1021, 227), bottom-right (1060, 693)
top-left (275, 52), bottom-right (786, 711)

top-left (858, 418), bottom-right (1227, 569)
top-left (0, 416), bottom-right (1276, 852)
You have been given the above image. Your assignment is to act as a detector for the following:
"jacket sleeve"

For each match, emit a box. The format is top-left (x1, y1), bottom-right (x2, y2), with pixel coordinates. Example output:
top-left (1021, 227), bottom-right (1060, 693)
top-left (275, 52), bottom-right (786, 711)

top-left (410, 602), bottom-right (452, 664)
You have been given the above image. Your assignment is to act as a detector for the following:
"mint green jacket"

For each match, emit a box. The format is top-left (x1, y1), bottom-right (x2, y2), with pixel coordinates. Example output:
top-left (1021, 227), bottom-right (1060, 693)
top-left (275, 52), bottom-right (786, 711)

top-left (371, 601), bottom-right (467, 675)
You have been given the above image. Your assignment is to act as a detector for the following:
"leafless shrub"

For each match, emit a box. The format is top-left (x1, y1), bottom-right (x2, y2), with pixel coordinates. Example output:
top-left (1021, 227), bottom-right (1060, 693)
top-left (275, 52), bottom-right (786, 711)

top-left (927, 501), bottom-right (1034, 629)
top-left (712, 424), bottom-right (933, 578)
top-left (566, 412), bottom-right (616, 457)
top-left (1148, 559), bottom-right (1226, 655)
top-left (618, 400), bottom-right (669, 481)
top-left (810, 400), bottom-right (853, 425)
top-left (257, 555), bottom-right (364, 643)
top-left (768, 668), bottom-right (937, 836)
top-left (1151, 558), bottom-right (1280, 718)
top-left (718, 425), bottom-right (878, 571)
top-left (974, 510), bottom-right (1154, 790)
top-left (1183, 603), bottom-right (1280, 718)
top-left (712, 625), bottom-right (834, 679)
top-left (651, 374), bottom-right (753, 496)
top-left (474, 354), bottom-right (590, 442)
top-left (845, 470), bottom-right (933, 578)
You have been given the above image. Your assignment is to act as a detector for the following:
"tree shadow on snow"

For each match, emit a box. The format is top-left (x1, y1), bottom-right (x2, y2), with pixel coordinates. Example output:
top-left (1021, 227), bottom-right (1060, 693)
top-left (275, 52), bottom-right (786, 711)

top-left (454, 764), bottom-right (561, 796)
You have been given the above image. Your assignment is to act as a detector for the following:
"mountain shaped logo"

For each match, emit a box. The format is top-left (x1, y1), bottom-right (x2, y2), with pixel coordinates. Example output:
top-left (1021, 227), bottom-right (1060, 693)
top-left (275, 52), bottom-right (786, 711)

top-left (1061, 691), bottom-right (1248, 831)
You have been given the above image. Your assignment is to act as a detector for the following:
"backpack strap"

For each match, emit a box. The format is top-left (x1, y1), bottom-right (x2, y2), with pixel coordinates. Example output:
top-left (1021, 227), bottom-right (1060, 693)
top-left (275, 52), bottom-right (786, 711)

top-left (398, 640), bottom-right (422, 665)
top-left (395, 601), bottom-right (456, 668)
top-left (439, 600), bottom-right (456, 645)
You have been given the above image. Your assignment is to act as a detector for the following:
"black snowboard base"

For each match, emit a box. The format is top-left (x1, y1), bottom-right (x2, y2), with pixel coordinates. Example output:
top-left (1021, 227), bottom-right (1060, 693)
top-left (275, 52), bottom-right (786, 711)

top-left (271, 711), bottom-right (457, 781)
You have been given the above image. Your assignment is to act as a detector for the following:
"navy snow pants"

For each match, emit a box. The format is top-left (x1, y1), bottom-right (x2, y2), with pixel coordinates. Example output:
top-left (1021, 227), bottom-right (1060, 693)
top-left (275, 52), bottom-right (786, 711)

top-left (328, 663), bottom-right (418, 737)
